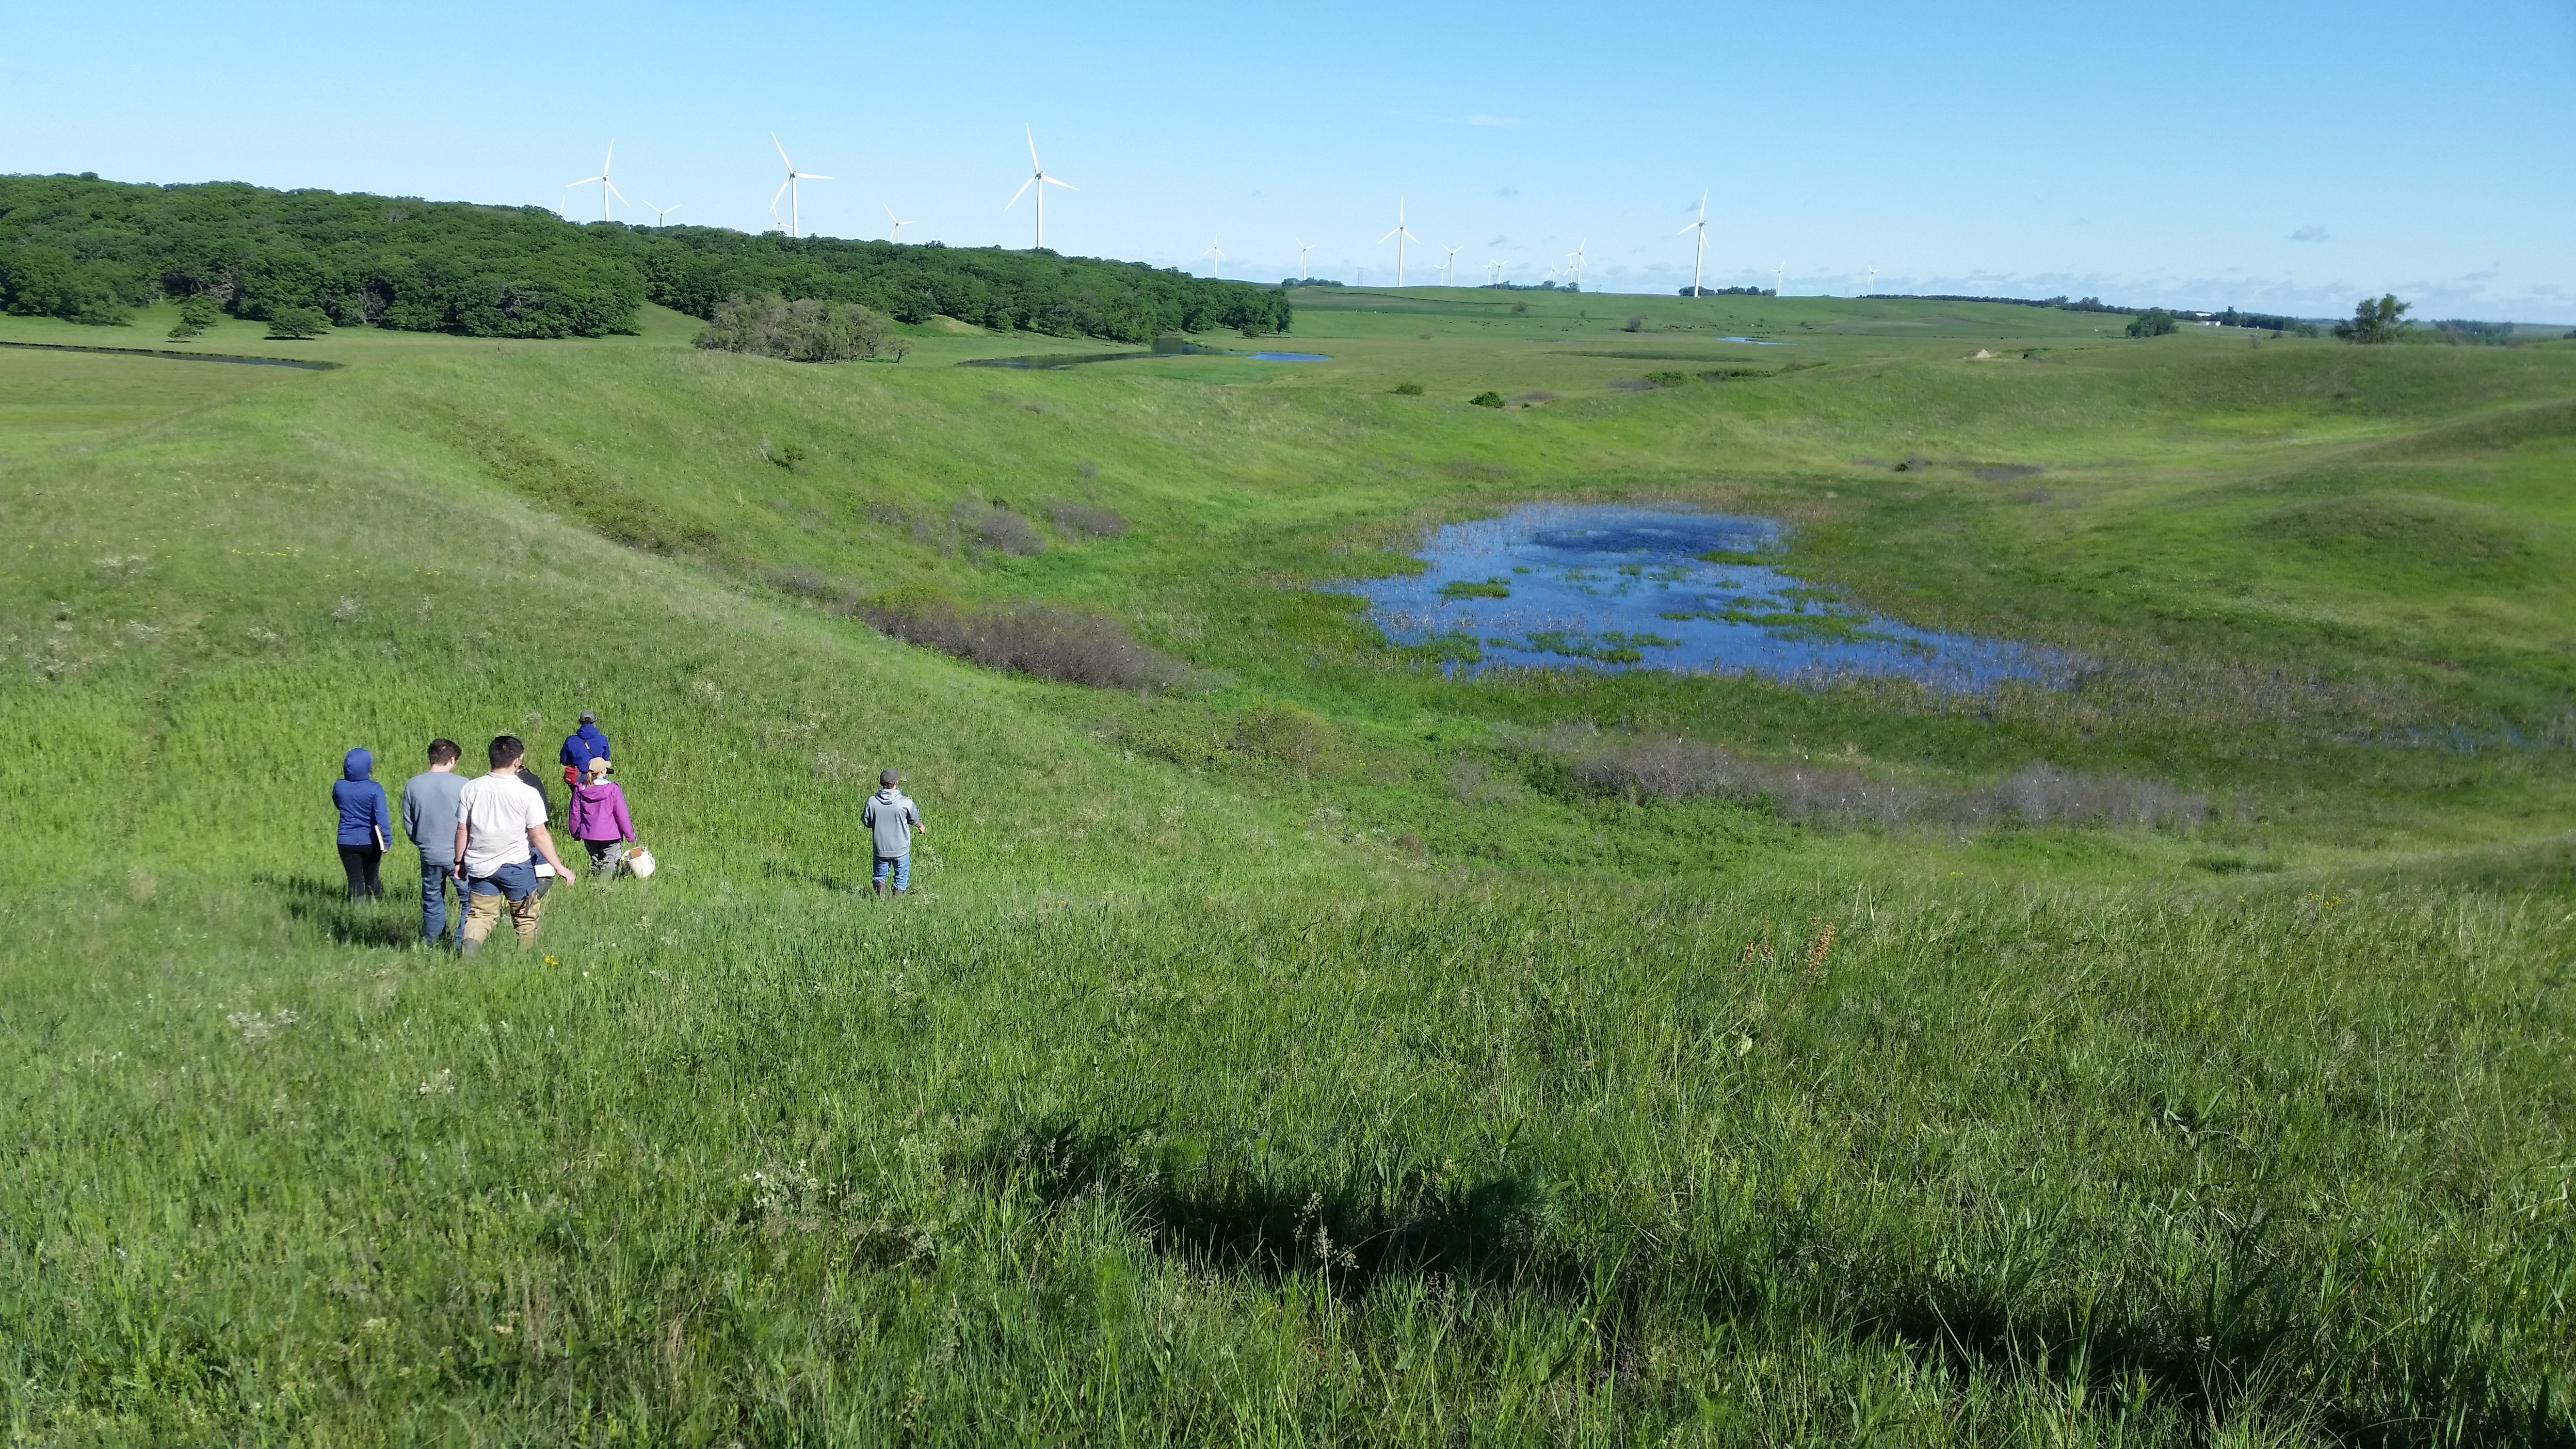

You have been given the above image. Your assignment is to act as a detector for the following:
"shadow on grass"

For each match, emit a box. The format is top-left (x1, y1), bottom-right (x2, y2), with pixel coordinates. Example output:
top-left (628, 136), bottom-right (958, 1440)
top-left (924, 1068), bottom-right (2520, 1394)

top-left (261, 871), bottom-right (419, 948)
top-left (970, 1119), bottom-right (2573, 1449)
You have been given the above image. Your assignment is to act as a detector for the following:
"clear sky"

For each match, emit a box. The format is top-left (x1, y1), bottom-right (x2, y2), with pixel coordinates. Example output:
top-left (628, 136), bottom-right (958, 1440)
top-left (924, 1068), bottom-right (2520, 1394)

top-left (5, 0), bottom-right (2569, 320)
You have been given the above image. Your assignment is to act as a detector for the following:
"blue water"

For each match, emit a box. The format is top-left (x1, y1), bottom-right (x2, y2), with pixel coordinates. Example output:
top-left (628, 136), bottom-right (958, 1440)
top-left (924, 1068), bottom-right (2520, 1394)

top-left (1341, 504), bottom-right (2054, 690)
top-left (1715, 336), bottom-right (1795, 345)
top-left (1252, 351), bottom-right (1332, 361)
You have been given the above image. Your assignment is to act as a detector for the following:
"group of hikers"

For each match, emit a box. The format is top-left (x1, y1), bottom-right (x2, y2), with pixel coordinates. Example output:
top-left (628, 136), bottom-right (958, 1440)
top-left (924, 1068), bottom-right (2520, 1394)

top-left (329, 710), bottom-right (929, 952)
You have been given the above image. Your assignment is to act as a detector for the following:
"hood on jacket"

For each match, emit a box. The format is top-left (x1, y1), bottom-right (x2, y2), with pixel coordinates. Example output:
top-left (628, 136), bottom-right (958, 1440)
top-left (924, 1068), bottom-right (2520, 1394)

top-left (343, 747), bottom-right (374, 782)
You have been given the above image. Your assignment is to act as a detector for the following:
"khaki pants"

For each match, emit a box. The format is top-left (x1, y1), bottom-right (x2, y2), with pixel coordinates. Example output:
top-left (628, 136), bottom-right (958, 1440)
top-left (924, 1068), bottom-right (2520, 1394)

top-left (462, 885), bottom-right (544, 948)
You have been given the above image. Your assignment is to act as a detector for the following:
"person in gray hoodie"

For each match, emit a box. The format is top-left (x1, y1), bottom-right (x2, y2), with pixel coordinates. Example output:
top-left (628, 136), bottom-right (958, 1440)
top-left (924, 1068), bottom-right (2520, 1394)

top-left (862, 768), bottom-right (928, 896)
top-left (402, 738), bottom-right (469, 945)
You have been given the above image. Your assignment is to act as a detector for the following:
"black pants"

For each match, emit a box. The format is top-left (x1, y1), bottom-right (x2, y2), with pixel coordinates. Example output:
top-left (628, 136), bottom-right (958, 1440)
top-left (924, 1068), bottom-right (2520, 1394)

top-left (338, 843), bottom-right (385, 901)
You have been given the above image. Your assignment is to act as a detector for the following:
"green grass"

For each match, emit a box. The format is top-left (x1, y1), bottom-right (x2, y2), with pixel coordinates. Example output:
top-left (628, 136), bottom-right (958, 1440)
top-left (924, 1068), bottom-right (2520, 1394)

top-left (4, 286), bottom-right (2573, 1444)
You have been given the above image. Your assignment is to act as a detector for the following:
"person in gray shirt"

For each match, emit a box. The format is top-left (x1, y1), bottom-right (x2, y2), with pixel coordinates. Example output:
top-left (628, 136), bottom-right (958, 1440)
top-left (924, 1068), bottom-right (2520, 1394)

top-left (402, 738), bottom-right (470, 945)
top-left (862, 768), bottom-right (928, 897)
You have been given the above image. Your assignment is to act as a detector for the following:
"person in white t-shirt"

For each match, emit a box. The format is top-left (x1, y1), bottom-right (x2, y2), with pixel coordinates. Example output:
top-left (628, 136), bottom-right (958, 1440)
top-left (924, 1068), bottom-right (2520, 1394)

top-left (451, 734), bottom-right (577, 956)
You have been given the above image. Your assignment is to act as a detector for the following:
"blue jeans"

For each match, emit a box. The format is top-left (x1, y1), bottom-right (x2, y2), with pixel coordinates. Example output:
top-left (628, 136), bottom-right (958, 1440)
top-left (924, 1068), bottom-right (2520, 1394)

top-left (419, 859), bottom-right (463, 943)
top-left (467, 857), bottom-right (541, 901)
top-left (872, 854), bottom-right (911, 892)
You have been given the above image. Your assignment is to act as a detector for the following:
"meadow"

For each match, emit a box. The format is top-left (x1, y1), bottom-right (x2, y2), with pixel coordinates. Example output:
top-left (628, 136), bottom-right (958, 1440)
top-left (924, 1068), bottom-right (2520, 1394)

top-left (3, 285), bottom-right (2572, 1445)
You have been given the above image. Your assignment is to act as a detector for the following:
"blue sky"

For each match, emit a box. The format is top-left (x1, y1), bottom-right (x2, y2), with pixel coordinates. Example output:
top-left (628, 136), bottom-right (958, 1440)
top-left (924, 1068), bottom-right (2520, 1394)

top-left (5, 0), bottom-right (2569, 319)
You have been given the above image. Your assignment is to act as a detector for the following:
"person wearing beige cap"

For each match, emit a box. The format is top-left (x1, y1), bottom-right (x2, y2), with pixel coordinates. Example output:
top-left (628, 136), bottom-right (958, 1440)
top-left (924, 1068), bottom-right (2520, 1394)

top-left (566, 755), bottom-right (635, 876)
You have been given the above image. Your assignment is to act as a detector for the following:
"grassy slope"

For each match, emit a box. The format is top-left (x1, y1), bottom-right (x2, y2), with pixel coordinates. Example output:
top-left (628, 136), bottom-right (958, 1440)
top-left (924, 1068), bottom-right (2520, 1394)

top-left (4, 292), bottom-right (2573, 1445)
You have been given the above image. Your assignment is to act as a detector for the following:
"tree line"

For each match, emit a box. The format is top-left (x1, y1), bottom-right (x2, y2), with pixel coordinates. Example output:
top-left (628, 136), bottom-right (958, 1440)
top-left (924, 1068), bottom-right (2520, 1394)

top-left (0, 173), bottom-right (1292, 342)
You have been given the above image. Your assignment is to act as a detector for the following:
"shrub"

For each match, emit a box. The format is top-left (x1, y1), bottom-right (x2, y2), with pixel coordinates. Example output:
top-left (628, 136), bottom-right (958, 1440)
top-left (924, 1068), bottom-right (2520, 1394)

top-left (1390, 382), bottom-right (1425, 397)
top-left (767, 441), bottom-right (807, 470)
top-left (266, 306), bottom-right (331, 339)
top-left (1468, 391), bottom-right (1506, 408)
top-left (1230, 700), bottom-right (1332, 771)
top-left (1624, 315), bottom-right (1645, 332)
top-left (166, 293), bottom-right (222, 340)
top-left (2125, 308), bottom-right (2178, 338)
top-left (695, 293), bottom-right (890, 362)
top-left (860, 594), bottom-right (1184, 689)
top-left (952, 499), bottom-right (1044, 555)
top-left (1050, 504), bottom-right (1128, 539)
top-left (1644, 370), bottom-right (1692, 387)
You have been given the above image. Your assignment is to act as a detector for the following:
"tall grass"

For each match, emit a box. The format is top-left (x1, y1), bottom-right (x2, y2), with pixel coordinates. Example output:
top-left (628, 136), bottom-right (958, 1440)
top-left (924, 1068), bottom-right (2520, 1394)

top-left (6, 875), bottom-right (2570, 1443)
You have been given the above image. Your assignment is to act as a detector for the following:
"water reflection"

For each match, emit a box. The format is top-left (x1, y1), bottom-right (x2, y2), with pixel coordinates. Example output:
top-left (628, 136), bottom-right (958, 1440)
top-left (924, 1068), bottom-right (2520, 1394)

top-left (1339, 504), bottom-right (2054, 690)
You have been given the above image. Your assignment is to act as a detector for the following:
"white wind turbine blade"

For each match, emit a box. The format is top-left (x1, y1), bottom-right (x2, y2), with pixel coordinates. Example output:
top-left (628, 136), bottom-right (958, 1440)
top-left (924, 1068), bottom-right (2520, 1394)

top-left (800, 172), bottom-right (832, 181)
top-left (604, 179), bottom-right (628, 208)
top-left (1027, 124), bottom-right (1041, 172)
top-left (774, 133), bottom-right (795, 170)
top-left (1378, 225), bottom-right (1402, 243)
top-left (569, 174), bottom-right (606, 187)
top-left (772, 177), bottom-right (793, 213)
top-left (1005, 175), bottom-right (1036, 209)
top-left (1043, 174), bottom-right (1076, 191)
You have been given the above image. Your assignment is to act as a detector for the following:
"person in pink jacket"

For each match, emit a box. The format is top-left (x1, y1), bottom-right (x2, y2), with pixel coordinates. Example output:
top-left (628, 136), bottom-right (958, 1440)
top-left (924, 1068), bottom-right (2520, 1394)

top-left (566, 756), bottom-right (635, 876)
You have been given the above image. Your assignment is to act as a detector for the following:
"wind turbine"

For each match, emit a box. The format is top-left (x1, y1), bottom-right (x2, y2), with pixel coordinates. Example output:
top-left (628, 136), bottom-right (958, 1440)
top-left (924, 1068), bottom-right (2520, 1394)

top-left (884, 204), bottom-right (919, 243)
top-left (1865, 264), bottom-right (1877, 296)
top-left (769, 135), bottom-right (829, 237)
top-left (1005, 126), bottom-right (1077, 249)
top-left (1296, 239), bottom-right (1313, 280)
top-left (567, 143), bottom-right (627, 223)
top-left (1568, 239), bottom-right (1587, 288)
top-left (644, 203), bottom-right (681, 228)
top-left (1203, 234), bottom-right (1225, 278)
top-left (1772, 261), bottom-right (1784, 295)
top-left (1442, 245), bottom-right (1462, 286)
top-left (1679, 191), bottom-right (1710, 296)
top-left (1377, 199), bottom-right (1418, 288)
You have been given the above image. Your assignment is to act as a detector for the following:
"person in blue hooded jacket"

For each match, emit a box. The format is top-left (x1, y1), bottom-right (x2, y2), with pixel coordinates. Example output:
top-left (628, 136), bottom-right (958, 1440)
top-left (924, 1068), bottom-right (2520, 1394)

top-left (332, 746), bottom-right (393, 901)
top-left (558, 711), bottom-right (611, 791)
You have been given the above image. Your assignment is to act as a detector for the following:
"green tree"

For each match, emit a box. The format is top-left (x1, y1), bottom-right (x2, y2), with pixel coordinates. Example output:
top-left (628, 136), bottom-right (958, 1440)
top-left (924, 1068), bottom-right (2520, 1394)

top-left (167, 292), bottom-right (223, 340)
top-left (2125, 308), bottom-right (2178, 338)
top-left (266, 305), bottom-right (331, 339)
top-left (2334, 294), bottom-right (2412, 344)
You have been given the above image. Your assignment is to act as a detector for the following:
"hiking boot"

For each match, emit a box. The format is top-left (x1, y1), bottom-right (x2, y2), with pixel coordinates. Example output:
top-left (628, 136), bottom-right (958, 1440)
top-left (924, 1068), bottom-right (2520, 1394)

top-left (459, 936), bottom-right (483, 959)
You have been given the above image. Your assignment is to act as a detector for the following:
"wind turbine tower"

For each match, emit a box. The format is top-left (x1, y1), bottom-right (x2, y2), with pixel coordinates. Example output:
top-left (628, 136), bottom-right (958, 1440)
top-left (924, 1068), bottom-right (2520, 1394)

top-left (769, 135), bottom-right (830, 238)
top-left (1442, 245), bottom-right (1462, 287)
top-left (1378, 199), bottom-right (1419, 288)
top-left (1678, 192), bottom-right (1710, 296)
top-left (1296, 239), bottom-right (1313, 280)
top-left (1772, 262), bottom-right (1784, 295)
top-left (1204, 234), bottom-right (1225, 279)
top-left (1568, 239), bottom-right (1587, 288)
top-left (884, 205), bottom-right (920, 243)
top-left (644, 203), bottom-right (681, 228)
top-left (1866, 264), bottom-right (1877, 296)
top-left (567, 144), bottom-right (627, 223)
top-left (1005, 126), bottom-right (1077, 249)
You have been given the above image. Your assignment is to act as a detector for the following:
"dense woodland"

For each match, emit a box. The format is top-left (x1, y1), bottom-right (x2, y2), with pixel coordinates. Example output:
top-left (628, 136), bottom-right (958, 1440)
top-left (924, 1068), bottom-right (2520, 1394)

top-left (0, 174), bottom-right (1292, 342)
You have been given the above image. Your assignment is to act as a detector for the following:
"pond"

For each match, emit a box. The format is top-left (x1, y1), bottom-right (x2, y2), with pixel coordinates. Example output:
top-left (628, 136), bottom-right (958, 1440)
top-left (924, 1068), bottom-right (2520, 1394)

top-left (1252, 351), bottom-right (1333, 361)
top-left (1338, 504), bottom-right (2054, 690)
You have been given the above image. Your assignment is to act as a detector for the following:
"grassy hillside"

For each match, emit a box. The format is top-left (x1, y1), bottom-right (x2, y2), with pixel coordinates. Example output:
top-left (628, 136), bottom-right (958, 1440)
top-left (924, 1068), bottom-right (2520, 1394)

top-left (4, 288), bottom-right (2573, 1444)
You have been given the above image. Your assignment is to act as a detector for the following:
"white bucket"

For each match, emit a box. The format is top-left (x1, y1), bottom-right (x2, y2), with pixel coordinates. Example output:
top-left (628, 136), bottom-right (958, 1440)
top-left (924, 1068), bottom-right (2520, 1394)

top-left (621, 845), bottom-right (657, 879)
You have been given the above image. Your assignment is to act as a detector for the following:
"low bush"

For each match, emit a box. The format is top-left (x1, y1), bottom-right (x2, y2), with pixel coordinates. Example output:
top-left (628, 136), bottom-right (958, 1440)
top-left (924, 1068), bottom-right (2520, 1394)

top-left (860, 593), bottom-right (1184, 689)
top-left (953, 499), bottom-right (1044, 555)
top-left (1468, 391), bottom-right (1506, 408)
top-left (1390, 382), bottom-right (1425, 396)
top-left (1562, 730), bottom-right (2216, 829)
top-left (696, 292), bottom-right (890, 362)
top-left (1644, 370), bottom-right (1693, 387)
top-left (1230, 699), bottom-right (1332, 771)
top-left (1049, 504), bottom-right (1128, 539)
top-left (266, 306), bottom-right (330, 339)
